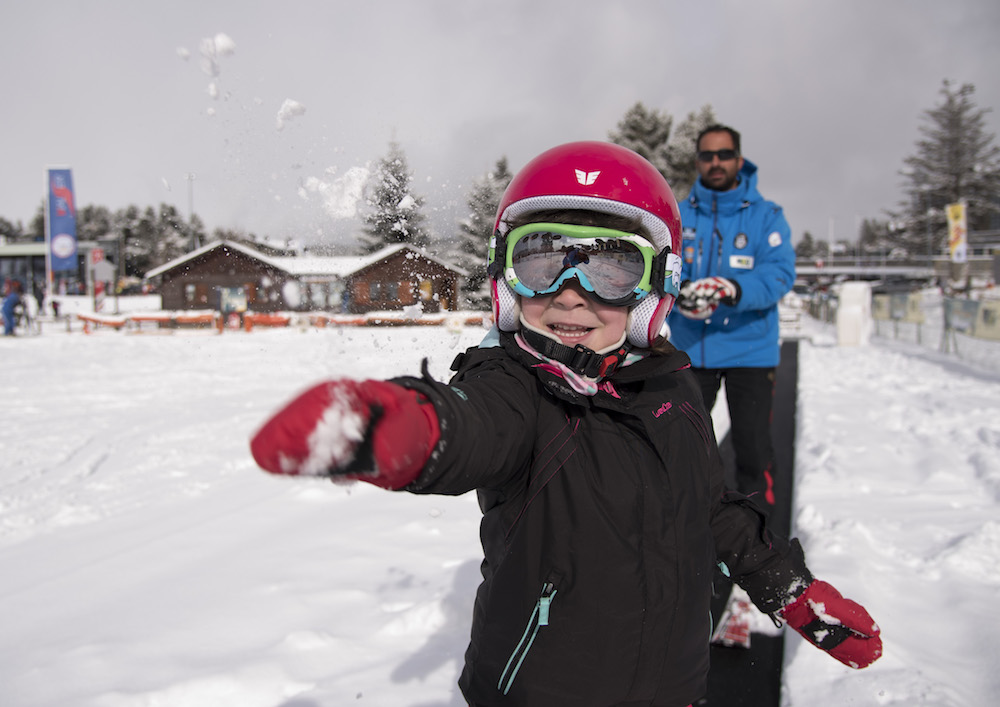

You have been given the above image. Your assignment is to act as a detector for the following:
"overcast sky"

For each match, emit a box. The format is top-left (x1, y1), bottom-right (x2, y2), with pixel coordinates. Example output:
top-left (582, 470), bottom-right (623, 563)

top-left (2, 0), bottom-right (999, 252)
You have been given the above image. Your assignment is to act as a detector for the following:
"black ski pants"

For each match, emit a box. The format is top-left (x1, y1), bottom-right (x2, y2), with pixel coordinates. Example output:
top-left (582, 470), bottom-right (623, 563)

top-left (691, 366), bottom-right (777, 504)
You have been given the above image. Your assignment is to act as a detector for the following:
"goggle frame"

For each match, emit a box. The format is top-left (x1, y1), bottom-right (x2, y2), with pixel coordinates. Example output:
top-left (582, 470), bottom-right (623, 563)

top-left (489, 222), bottom-right (674, 307)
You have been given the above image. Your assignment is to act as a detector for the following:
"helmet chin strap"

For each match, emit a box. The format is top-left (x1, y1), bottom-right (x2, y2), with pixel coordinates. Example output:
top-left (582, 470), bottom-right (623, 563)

top-left (518, 315), bottom-right (632, 379)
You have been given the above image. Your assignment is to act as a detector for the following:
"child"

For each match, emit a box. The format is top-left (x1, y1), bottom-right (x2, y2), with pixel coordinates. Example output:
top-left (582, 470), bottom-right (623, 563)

top-left (2, 279), bottom-right (23, 336)
top-left (250, 141), bottom-right (881, 706)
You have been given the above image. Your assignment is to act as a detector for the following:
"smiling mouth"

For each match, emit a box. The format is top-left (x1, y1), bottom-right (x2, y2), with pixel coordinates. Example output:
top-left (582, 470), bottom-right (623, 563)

top-left (549, 323), bottom-right (594, 342)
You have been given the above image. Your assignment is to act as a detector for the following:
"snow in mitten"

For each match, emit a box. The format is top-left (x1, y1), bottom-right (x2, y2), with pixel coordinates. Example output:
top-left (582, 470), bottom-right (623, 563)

top-left (780, 579), bottom-right (882, 669)
top-left (249, 379), bottom-right (439, 490)
top-left (677, 276), bottom-right (741, 320)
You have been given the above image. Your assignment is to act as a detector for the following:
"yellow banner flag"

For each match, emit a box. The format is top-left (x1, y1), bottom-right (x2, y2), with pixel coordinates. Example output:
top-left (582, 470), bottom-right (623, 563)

top-left (946, 202), bottom-right (967, 263)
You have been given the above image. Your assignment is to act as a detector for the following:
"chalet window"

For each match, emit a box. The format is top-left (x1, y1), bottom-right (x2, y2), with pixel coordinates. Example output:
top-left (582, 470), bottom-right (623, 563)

top-left (368, 281), bottom-right (399, 303)
top-left (308, 283), bottom-right (324, 309)
top-left (184, 283), bottom-right (209, 306)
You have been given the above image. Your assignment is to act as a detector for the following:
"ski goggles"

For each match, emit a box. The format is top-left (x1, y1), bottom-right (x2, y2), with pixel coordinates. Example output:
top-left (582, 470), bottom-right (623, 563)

top-left (490, 223), bottom-right (673, 306)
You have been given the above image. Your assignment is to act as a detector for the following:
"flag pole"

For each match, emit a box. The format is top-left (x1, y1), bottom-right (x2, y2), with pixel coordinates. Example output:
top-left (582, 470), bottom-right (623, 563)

top-left (44, 167), bottom-right (53, 310)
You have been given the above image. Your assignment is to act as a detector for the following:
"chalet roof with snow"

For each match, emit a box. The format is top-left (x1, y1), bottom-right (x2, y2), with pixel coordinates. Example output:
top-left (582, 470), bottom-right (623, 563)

top-left (145, 240), bottom-right (467, 280)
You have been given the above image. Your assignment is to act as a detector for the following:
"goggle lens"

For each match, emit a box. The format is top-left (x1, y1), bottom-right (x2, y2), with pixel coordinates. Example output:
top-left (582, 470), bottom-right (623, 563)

top-left (506, 224), bottom-right (654, 304)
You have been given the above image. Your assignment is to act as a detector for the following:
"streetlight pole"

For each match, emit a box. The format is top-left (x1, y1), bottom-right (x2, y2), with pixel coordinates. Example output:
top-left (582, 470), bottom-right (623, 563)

top-left (115, 231), bottom-right (123, 315)
top-left (185, 172), bottom-right (197, 251)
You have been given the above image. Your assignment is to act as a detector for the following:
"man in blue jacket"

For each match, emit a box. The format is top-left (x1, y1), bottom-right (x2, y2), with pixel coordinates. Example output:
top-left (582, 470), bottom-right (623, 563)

top-left (667, 125), bottom-right (795, 505)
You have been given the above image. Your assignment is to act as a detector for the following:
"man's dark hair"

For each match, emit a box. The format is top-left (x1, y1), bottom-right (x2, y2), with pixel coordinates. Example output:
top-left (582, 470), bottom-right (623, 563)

top-left (695, 124), bottom-right (741, 154)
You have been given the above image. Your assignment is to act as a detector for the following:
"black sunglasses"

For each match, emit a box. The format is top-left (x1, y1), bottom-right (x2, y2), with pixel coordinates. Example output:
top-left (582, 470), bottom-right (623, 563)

top-left (697, 149), bottom-right (739, 162)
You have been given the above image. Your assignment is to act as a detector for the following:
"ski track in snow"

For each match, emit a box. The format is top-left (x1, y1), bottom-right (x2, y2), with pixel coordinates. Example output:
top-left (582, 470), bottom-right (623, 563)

top-left (1, 310), bottom-right (999, 706)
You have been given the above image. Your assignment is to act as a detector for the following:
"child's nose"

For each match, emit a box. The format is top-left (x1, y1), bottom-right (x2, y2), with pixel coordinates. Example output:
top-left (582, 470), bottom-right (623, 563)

top-left (552, 281), bottom-right (589, 306)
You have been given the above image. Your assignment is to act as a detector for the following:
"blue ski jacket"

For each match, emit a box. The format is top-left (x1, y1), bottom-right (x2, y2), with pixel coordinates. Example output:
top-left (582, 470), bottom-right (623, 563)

top-left (667, 159), bottom-right (795, 368)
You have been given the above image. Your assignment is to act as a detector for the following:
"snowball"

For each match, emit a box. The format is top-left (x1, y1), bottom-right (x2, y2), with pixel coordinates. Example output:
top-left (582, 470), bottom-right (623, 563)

top-left (282, 281), bottom-right (301, 308)
top-left (213, 33), bottom-right (237, 56)
top-left (276, 99), bottom-right (307, 131)
top-left (298, 165), bottom-right (370, 220)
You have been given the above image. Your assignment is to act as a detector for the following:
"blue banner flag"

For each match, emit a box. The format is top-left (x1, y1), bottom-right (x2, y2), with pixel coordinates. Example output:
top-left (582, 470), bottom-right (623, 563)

top-left (47, 168), bottom-right (78, 272)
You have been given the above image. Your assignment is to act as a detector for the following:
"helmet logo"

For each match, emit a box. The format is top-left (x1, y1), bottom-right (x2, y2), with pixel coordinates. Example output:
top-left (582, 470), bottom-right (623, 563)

top-left (575, 169), bottom-right (600, 186)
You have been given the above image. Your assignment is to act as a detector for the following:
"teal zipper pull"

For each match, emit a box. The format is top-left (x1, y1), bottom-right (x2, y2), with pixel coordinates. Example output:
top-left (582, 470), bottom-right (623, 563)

top-left (538, 582), bottom-right (555, 626)
top-left (498, 582), bottom-right (558, 695)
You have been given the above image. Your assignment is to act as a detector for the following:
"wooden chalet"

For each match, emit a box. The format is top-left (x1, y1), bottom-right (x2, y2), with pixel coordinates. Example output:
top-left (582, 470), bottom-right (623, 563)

top-left (145, 240), bottom-right (466, 314)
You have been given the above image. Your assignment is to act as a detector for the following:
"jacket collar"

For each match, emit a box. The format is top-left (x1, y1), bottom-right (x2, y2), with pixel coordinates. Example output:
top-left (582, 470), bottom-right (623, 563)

top-left (498, 332), bottom-right (691, 405)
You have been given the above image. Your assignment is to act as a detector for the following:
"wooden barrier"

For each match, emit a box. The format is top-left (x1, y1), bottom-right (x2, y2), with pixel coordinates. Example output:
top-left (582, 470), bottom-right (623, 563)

top-left (173, 312), bottom-right (218, 326)
top-left (77, 313), bottom-right (128, 333)
top-left (73, 310), bottom-right (488, 333)
top-left (243, 312), bottom-right (292, 331)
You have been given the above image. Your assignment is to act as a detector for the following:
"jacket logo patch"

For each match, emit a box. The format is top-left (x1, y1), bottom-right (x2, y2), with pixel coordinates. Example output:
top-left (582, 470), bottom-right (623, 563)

top-left (768, 231), bottom-right (782, 247)
top-left (653, 402), bottom-right (672, 418)
top-left (734, 233), bottom-right (748, 249)
top-left (683, 245), bottom-right (695, 264)
top-left (730, 255), bottom-right (754, 269)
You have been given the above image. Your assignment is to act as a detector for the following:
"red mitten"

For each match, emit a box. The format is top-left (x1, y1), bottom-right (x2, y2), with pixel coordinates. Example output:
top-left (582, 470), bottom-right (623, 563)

top-left (249, 379), bottom-right (439, 490)
top-left (780, 579), bottom-right (882, 669)
top-left (677, 277), bottom-right (740, 320)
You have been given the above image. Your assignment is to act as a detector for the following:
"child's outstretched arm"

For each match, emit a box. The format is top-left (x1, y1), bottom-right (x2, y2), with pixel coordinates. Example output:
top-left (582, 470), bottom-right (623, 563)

top-left (249, 379), bottom-right (440, 490)
top-left (712, 495), bottom-right (882, 669)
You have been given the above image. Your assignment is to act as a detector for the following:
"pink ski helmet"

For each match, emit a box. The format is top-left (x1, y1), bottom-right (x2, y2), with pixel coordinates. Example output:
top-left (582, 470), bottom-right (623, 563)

top-left (490, 141), bottom-right (682, 348)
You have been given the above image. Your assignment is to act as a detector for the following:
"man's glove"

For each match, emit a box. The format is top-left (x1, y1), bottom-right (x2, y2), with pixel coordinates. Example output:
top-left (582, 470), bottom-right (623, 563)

top-left (780, 579), bottom-right (882, 669)
top-left (249, 379), bottom-right (440, 490)
top-left (676, 276), bottom-right (741, 320)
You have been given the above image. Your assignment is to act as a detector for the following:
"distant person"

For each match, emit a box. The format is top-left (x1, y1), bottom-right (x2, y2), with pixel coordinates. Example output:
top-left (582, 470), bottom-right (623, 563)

top-left (3, 279), bottom-right (24, 336)
top-left (668, 125), bottom-right (796, 505)
top-left (248, 141), bottom-right (878, 705)
top-left (32, 281), bottom-right (44, 312)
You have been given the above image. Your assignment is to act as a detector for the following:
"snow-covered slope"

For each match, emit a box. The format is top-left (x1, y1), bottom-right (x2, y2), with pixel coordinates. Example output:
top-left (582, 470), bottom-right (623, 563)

top-left (1, 314), bottom-right (997, 706)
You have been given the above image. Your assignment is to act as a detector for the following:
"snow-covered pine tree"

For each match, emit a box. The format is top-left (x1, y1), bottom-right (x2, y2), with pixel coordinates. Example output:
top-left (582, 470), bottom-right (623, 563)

top-left (0, 216), bottom-right (22, 242)
top-left (76, 205), bottom-right (114, 244)
top-left (795, 232), bottom-right (818, 260)
top-left (896, 80), bottom-right (1000, 255)
top-left (115, 205), bottom-right (160, 277)
top-left (155, 204), bottom-right (197, 265)
top-left (359, 141), bottom-right (431, 253)
top-left (663, 105), bottom-right (718, 200)
top-left (455, 157), bottom-right (512, 309)
top-left (608, 102), bottom-right (672, 180)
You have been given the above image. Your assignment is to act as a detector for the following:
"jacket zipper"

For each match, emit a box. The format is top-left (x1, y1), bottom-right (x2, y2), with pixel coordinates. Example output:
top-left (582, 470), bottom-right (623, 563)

top-left (698, 197), bottom-right (721, 364)
top-left (498, 582), bottom-right (557, 695)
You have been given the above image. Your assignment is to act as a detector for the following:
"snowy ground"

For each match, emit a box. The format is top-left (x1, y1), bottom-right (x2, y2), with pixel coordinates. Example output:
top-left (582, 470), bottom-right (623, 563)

top-left (1, 303), bottom-right (999, 706)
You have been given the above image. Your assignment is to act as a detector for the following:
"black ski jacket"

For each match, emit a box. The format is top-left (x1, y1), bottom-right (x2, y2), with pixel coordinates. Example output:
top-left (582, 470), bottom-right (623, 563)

top-left (395, 333), bottom-right (810, 707)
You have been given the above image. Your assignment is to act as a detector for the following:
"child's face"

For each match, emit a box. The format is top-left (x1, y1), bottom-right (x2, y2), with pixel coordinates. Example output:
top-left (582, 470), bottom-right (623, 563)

top-left (520, 282), bottom-right (628, 352)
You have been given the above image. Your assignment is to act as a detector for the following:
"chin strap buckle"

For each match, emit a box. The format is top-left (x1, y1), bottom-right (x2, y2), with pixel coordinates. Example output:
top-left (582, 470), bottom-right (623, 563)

top-left (595, 345), bottom-right (631, 378)
top-left (522, 327), bottom-right (631, 379)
